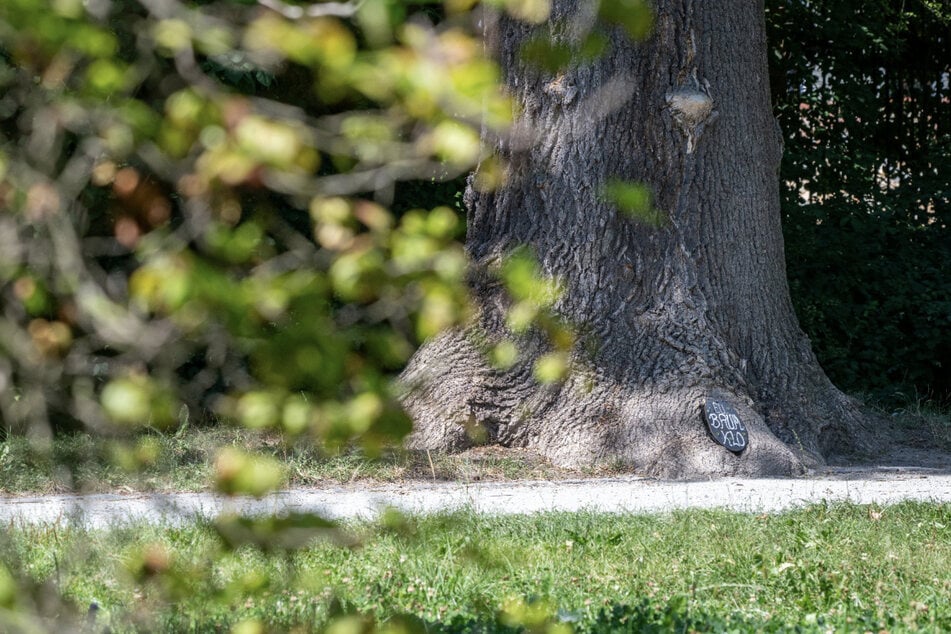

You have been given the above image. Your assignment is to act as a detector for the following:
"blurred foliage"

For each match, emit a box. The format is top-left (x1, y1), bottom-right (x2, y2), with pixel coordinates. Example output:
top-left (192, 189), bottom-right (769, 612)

top-left (767, 0), bottom-right (951, 406)
top-left (600, 179), bottom-right (663, 227)
top-left (0, 0), bottom-right (514, 457)
top-left (0, 0), bottom-right (656, 629)
top-left (0, 0), bottom-right (654, 455)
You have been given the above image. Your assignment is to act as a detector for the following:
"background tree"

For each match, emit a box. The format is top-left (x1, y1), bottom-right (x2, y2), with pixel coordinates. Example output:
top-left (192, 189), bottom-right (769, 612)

top-left (768, 0), bottom-right (951, 407)
top-left (403, 0), bottom-right (876, 478)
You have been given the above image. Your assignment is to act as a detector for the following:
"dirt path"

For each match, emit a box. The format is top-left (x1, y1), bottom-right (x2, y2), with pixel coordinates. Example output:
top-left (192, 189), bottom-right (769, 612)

top-left (1, 466), bottom-right (949, 529)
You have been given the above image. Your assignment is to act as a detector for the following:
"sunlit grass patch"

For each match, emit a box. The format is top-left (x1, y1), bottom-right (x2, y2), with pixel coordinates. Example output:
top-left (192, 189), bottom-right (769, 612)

top-left (2, 502), bottom-right (949, 632)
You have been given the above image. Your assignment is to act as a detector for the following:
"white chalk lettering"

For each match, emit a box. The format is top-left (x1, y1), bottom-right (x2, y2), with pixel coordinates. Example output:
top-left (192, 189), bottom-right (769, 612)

top-left (705, 399), bottom-right (748, 451)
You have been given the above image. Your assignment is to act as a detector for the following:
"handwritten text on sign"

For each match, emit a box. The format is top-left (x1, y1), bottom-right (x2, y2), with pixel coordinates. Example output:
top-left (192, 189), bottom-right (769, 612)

top-left (704, 399), bottom-right (748, 452)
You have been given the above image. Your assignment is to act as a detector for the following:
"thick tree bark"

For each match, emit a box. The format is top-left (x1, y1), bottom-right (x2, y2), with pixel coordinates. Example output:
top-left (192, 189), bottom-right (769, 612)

top-left (401, 0), bottom-right (872, 478)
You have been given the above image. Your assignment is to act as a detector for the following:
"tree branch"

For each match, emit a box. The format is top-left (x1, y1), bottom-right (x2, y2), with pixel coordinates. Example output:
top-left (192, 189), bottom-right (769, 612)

top-left (257, 0), bottom-right (364, 19)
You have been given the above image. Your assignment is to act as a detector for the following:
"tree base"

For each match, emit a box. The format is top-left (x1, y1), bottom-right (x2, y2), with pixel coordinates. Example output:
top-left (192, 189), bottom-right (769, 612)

top-left (399, 328), bottom-right (853, 479)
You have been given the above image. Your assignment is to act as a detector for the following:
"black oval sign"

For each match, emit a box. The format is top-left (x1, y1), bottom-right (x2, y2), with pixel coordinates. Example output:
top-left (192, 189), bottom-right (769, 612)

top-left (704, 398), bottom-right (748, 453)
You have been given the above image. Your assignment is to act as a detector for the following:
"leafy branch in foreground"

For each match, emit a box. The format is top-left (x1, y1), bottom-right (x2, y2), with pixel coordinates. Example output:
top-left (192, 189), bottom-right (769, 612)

top-left (0, 0), bottom-right (510, 456)
top-left (0, 0), bottom-right (624, 628)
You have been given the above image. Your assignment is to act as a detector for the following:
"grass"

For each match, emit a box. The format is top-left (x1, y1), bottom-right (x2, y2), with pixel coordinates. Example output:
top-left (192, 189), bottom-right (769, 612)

top-left (886, 397), bottom-right (951, 451)
top-left (1, 502), bottom-right (949, 632)
top-left (0, 426), bottom-right (615, 496)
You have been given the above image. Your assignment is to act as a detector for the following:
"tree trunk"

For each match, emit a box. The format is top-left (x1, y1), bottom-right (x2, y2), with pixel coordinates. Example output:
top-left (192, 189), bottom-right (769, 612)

top-left (401, 0), bottom-right (873, 478)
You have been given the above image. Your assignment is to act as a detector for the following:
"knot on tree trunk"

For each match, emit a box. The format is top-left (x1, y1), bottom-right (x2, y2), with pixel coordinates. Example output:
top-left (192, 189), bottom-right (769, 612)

top-left (666, 86), bottom-right (716, 154)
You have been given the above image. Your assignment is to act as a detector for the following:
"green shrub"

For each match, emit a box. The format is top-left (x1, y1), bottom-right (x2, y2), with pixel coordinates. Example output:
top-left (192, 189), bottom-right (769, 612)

top-left (768, 0), bottom-right (951, 405)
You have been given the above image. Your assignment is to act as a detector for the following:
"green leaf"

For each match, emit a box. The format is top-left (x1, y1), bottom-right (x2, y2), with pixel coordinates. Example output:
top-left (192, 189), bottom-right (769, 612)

top-left (214, 512), bottom-right (349, 552)
top-left (153, 19), bottom-right (192, 55)
top-left (500, 248), bottom-right (561, 307)
top-left (214, 448), bottom-right (286, 498)
top-left (237, 391), bottom-right (280, 429)
top-left (431, 120), bottom-right (481, 167)
top-left (602, 179), bottom-right (664, 226)
top-left (101, 376), bottom-right (178, 428)
top-left (599, 0), bottom-right (654, 40)
top-left (101, 379), bottom-right (151, 425)
top-left (84, 59), bottom-right (129, 96)
top-left (0, 564), bottom-right (18, 609)
top-left (534, 351), bottom-right (569, 383)
top-left (491, 340), bottom-right (519, 369)
top-left (520, 32), bottom-right (608, 72)
top-left (519, 37), bottom-right (574, 72)
top-left (504, 0), bottom-right (551, 24)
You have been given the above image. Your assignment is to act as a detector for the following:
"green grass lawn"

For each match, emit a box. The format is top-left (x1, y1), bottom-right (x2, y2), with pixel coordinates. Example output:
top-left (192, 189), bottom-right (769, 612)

top-left (2, 502), bottom-right (949, 632)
